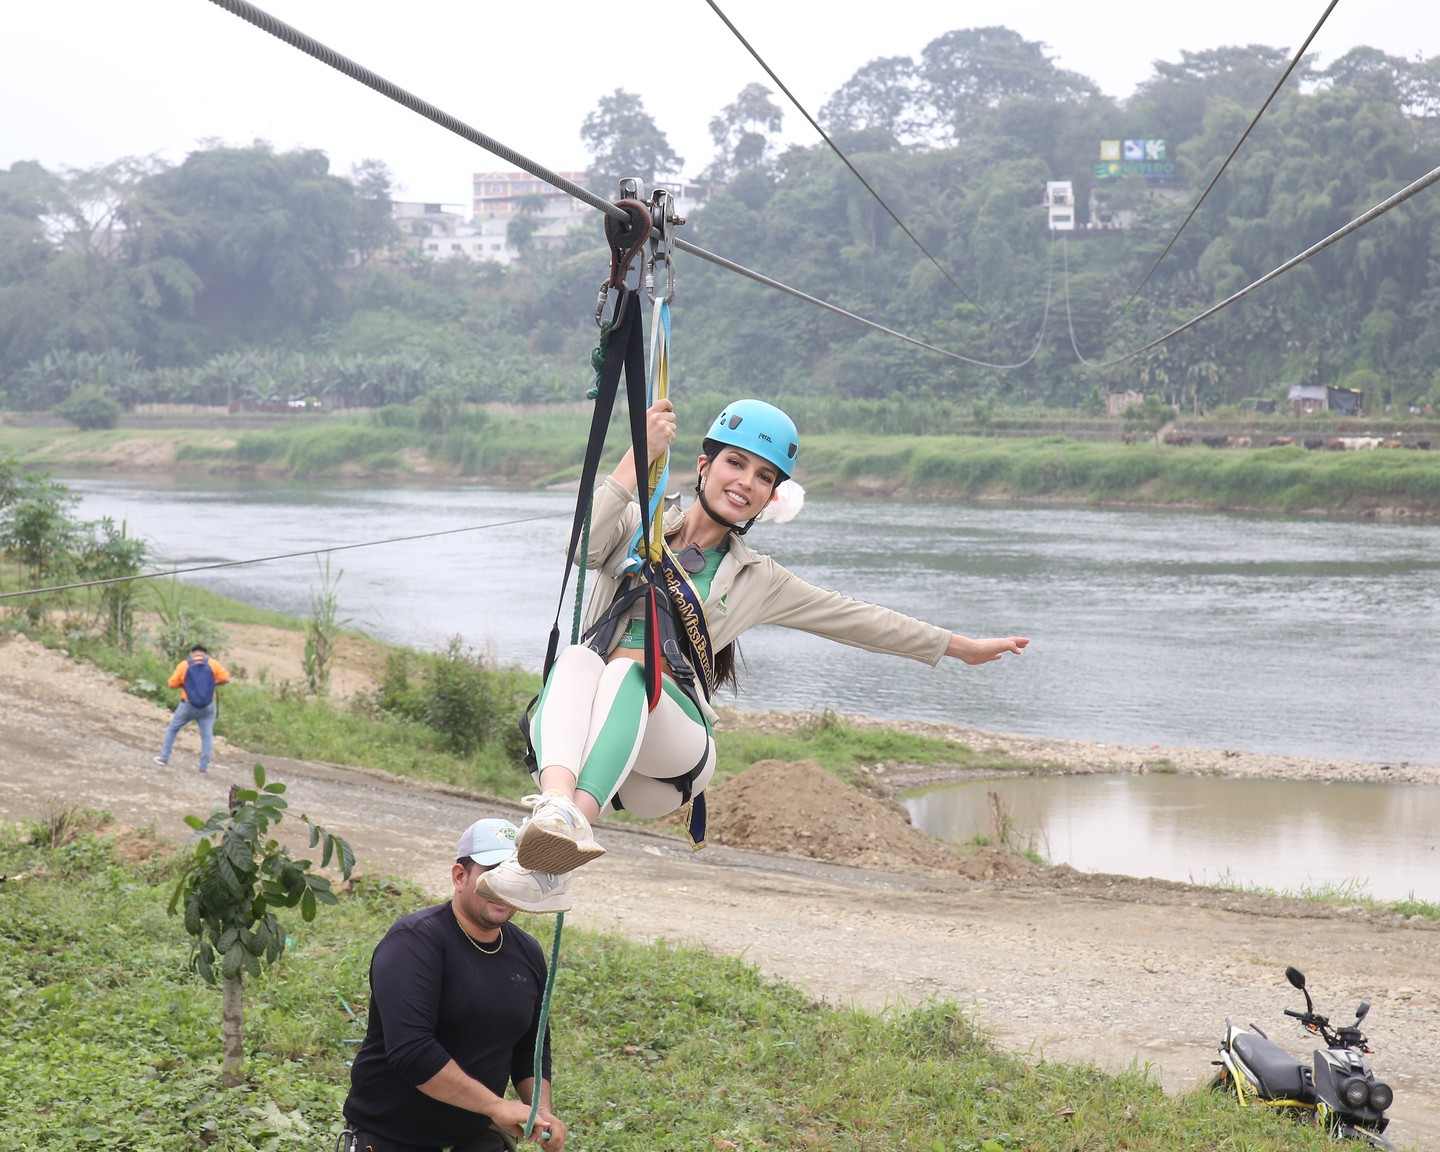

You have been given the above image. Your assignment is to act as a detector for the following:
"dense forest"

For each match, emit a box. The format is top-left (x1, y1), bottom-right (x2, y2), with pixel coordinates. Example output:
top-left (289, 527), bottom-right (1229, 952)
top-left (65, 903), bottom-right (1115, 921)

top-left (3, 27), bottom-right (1440, 421)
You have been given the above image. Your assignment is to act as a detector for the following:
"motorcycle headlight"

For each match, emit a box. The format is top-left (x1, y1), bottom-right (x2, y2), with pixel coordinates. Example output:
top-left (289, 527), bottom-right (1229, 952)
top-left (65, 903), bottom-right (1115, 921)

top-left (1368, 1081), bottom-right (1393, 1112)
top-left (1341, 1077), bottom-right (1371, 1109)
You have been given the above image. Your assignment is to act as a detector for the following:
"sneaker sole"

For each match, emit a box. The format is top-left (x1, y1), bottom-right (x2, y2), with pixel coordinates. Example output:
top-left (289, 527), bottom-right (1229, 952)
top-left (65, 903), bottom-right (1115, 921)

top-left (474, 874), bottom-right (572, 915)
top-left (515, 824), bottom-right (607, 874)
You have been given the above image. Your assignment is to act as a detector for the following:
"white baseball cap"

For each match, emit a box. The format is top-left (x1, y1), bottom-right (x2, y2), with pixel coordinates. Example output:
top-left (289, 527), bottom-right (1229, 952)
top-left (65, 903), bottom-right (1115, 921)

top-left (456, 818), bottom-right (518, 866)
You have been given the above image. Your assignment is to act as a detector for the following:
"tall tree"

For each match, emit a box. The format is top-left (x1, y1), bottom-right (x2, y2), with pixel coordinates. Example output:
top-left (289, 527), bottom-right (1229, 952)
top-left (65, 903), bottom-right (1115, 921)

top-left (1128, 45), bottom-right (1301, 146)
top-left (125, 143), bottom-right (359, 343)
top-left (349, 158), bottom-right (400, 267)
top-left (704, 83), bottom-right (785, 184)
top-left (919, 27), bottom-right (1097, 141)
top-left (580, 89), bottom-right (683, 192)
top-left (820, 56), bottom-right (923, 146)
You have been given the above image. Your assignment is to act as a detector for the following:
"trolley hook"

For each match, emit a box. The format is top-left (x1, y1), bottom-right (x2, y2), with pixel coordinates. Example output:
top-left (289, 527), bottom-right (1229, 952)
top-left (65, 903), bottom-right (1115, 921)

top-left (595, 194), bottom-right (652, 327)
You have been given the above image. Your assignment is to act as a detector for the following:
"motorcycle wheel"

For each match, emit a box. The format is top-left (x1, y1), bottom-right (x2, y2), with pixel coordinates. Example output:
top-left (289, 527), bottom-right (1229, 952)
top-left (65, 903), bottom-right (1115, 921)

top-left (1207, 1069), bottom-right (1230, 1093)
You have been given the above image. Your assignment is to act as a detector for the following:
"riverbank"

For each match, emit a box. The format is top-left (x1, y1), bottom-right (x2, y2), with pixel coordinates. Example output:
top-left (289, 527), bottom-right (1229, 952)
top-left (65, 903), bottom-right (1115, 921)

top-left (163, 615), bottom-right (1440, 786)
top-left (6, 413), bottom-right (1440, 520)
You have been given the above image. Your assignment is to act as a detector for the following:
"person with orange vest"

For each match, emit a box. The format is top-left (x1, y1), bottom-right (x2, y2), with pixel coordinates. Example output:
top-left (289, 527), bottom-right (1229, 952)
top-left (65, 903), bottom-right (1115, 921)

top-left (154, 644), bottom-right (231, 774)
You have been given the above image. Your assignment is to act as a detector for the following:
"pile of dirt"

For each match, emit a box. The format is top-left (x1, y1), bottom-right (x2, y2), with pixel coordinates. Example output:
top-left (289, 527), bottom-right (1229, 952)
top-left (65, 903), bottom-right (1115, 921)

top-left (705, 758), bottom-right (1033, 880)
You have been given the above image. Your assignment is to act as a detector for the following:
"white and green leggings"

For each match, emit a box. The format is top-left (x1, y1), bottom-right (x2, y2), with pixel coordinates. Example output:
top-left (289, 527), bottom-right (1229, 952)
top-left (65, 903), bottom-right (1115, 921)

top-left (531, 645), bottom-right (716, 817)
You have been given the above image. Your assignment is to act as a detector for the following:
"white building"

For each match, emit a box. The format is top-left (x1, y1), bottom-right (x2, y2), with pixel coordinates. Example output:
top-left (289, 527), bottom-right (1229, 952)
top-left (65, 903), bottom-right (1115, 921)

top-left (392, 201), bottom-right (467, 238)
top-left (1044, 181), bottom-right (1075, 231)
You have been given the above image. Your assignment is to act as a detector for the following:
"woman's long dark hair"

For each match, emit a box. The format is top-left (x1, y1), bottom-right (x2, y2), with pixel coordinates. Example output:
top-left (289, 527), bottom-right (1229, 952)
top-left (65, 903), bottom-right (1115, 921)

top-left (712, 641), bottom-right (742, 694)
top-left (697, 434), bottom-right (779, 694)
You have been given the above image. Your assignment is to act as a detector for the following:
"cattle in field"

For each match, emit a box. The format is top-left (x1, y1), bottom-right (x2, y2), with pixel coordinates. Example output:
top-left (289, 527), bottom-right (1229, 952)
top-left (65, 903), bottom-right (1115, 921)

top-left (1381, 440), bottom-right (1403, 449)
top-left (1202, 435), bottom-right (1231, 448)
top-left (1122, 432), bottom-right (1136, 444)
top-left (1269, 436), bottom-right (1295, 447)
top-left (1418, 440), bottom-right (1432, 450)
top-left (1163, 432), bottom-right (1193, 446)
top-left (1303, 437), bottom-right (1325, 450)
top-left (1324, 438), bottom-right (1346, 450)
top-left (1338, 436), bottom-right (1383, 450)
top-left (1233, 436), bottom-right (1252, 448)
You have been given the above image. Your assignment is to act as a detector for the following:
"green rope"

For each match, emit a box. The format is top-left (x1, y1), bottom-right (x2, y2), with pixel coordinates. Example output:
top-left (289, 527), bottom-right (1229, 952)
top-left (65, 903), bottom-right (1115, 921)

top-left (523, 913), bottom-right (565, 1141)
top-left (523, 328), bottom-right (608, 1141)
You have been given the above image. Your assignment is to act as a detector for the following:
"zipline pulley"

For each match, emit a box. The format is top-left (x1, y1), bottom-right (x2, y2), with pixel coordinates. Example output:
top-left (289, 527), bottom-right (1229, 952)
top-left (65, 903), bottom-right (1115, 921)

top-left (644, 186), bottom-right (683, 305)
top-left (595, 193), bottom-right (651, 328)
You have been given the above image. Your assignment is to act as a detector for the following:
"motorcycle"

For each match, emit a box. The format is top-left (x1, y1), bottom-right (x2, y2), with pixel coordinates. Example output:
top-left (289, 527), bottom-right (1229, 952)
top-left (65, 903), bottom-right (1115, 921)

top-left (1211, 965), bottom-right (1394, 1148)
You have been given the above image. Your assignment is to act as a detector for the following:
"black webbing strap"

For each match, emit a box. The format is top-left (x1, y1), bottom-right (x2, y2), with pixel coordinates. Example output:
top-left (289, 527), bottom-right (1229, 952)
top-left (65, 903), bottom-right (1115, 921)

top-left (542, 285), bottom-right (652, 696)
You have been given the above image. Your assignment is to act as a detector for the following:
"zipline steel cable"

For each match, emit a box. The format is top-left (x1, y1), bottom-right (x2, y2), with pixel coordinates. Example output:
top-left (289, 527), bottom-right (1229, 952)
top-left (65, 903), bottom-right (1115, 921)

top-left (202, 1), bottom-right (1440, 377)
top-left (1089, 160), bottom-right (1440, 368)
top-left (1106, 0), bottom-right (1342, 327)
top-left (201, 0), bottom-right (1041, 371)
top-left (0, 512), bottom-right (568, 603)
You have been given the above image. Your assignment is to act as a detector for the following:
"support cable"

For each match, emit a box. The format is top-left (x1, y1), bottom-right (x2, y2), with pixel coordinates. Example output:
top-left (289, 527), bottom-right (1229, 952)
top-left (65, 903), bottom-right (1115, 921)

top-left (201, 0), bottom-right (1035, 370)
top-left (701, 0), bottom-right (988, 316)
top-left (1088, 161), bottom-right (1440, 368)
top-left (0, 511), bottom-right (567, 603)
top-left (1109, 0), bottom-right (1340, 324)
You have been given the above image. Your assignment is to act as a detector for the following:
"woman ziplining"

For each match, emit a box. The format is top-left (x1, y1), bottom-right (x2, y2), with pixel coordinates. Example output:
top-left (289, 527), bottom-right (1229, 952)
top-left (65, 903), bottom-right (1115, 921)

top-left (476, 394), bottom-right (1030, 913)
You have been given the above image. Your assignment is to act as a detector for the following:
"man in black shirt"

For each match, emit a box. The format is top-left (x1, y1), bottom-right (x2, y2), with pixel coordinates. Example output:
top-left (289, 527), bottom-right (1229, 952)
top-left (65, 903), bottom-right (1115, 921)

top-left (341, 818), bottom-right (567, 1152)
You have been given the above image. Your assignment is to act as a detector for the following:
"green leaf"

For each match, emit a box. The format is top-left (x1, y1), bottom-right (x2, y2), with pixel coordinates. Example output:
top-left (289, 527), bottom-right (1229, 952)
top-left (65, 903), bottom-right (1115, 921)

top-left (222, 834), bottom-right (255, 875)
top-left (196, 944), bottom-right (216, 985)
top-left (253, 762), bottom-right (267, 789)
top-left (300, 887), bottom-right (317, 922)
top-left (222, 941), bottom-right (246, 980)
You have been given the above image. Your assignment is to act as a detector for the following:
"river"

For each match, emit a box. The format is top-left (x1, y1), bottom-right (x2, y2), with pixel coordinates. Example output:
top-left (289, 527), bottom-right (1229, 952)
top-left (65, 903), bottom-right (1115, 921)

top-left (62, 473), bottom-right (1440, 768)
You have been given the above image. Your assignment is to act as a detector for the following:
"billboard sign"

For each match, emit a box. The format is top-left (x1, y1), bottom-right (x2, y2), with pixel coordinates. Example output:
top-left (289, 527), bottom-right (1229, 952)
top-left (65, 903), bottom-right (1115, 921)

top-left (1095, 140), bottom-right (1174, 181)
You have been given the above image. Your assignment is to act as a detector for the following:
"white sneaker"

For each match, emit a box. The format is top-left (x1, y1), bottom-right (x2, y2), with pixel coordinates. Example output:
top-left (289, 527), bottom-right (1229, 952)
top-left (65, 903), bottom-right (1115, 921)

top-left (474, 858), bottom-right (572, 914)
top-left (514, 792), bottom-right (606, 874)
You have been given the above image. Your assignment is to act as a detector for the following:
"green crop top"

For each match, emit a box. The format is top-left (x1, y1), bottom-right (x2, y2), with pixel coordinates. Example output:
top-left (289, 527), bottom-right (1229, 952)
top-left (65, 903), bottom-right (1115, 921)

top-left (615, 543), bottom-right (726, 650)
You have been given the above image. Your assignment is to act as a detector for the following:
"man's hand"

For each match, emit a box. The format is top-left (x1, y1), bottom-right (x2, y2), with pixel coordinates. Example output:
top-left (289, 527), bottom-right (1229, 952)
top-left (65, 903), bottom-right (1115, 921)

top-left (527, 1107), bottom-right (567, 1150)
top-left (488, 1100), bottom-right (566, 1149)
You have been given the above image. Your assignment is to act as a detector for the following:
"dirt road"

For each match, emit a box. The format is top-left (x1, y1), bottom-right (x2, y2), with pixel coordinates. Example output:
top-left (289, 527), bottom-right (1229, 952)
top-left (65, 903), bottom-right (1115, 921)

top-left (2, 633), bottom-right (1436, 1150)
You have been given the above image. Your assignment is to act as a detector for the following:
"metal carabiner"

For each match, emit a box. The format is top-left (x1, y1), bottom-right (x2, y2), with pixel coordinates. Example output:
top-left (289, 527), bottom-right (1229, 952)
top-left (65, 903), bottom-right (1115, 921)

top-left (645, 188), bottom-right (677, 305)
top-left (595, 193), bottom-right (651, 327)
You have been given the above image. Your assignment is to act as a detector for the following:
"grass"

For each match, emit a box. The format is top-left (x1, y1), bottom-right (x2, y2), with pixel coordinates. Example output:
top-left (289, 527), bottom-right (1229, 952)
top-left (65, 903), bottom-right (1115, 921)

top-left (711, 708), bottom-right (1036, 792)
top-left (1207, 869), bottom-right (1440, 920)
top-left (0, 815), bottom-right (1345, 1152)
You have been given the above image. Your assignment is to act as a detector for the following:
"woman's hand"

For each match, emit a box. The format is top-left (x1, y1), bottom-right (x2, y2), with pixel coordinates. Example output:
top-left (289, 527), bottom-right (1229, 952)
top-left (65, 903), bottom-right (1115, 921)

top-left (645, 398), bottom-right (677, 465)
top-left (946, 634), bottom-right (1029, 665)
top-left (611, 400), bottom-right (678, 493)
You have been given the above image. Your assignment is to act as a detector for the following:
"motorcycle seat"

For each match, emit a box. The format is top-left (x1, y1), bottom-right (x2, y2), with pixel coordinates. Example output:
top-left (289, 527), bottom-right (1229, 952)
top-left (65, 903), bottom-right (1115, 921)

top-left (1233, 1032), bottom-right (1309, 1098)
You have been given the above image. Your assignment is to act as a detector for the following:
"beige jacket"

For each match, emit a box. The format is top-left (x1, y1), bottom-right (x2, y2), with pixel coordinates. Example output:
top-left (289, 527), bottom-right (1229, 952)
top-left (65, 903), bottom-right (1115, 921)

top-left (577, 477), bottom-right (951, 717)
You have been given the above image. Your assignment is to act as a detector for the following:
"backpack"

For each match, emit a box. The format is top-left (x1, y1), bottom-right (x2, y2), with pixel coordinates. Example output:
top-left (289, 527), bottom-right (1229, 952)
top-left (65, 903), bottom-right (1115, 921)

top-left (184, 658), bottom-right (217, 709)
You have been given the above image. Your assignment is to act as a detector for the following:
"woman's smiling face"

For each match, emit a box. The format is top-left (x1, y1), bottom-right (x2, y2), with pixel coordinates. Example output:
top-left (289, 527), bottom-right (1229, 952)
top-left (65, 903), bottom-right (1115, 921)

top-left (700, 445), bottom-right (779, 522)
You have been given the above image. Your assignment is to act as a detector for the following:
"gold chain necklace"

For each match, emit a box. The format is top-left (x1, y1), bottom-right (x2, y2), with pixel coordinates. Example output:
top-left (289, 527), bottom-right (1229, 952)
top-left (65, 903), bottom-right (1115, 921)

top-left (454, 911), bottom-right (503, 955)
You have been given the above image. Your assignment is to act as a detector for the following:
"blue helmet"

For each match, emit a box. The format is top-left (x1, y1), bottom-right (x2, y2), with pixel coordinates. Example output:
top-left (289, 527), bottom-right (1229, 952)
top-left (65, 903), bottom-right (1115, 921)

top-left (705, 399), bottom-right (799, 481)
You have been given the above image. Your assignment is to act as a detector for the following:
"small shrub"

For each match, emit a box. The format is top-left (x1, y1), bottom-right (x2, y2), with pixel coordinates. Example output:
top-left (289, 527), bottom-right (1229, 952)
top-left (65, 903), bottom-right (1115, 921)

top-left (370, 638), bottom-right (526, 757)
top-left (56, 387), bottom-right (123, 430)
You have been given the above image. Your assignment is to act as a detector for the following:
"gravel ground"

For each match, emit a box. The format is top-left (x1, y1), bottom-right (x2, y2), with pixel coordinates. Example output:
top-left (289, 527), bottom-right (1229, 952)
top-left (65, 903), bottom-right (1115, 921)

top-left (2, 632), bottom-right (1436, 1150)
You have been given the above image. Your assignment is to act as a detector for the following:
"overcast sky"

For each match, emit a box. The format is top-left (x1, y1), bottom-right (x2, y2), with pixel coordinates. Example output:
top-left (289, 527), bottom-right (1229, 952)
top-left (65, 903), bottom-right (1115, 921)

top-left (3, 0), bottom-right (1436, 210)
